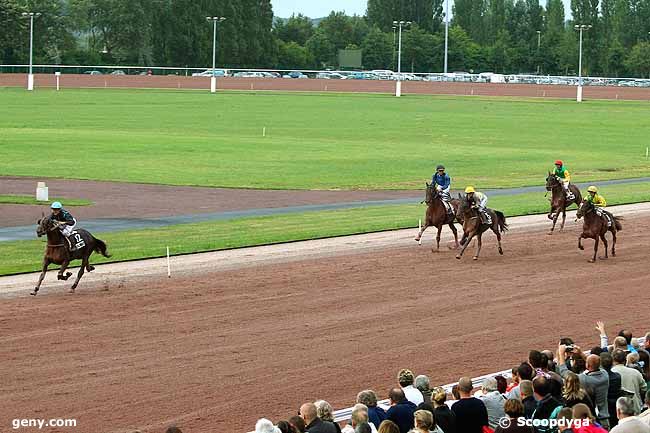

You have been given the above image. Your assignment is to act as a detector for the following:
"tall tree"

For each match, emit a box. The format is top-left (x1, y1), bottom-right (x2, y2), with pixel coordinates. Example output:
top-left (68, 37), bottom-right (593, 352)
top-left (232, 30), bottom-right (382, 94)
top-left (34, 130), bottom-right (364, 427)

top-left (274, 14), bottom-right (313, 46)
top-left (361, 26), bottom-right (392, 69)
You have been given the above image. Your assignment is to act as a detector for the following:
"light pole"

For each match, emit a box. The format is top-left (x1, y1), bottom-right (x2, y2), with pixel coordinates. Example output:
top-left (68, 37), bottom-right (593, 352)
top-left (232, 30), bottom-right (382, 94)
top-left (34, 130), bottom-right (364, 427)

top-left (392, 20), bottom-right (411, 97)
top-left (21, 12), bottom-right (41, 91)
top-left (536, 30), bottom-right (541, 74)
top-left (574, 24), bottom-right (592, 102)
top-left (444, 0), bottom-right (450, 74)
top-left (392, 25), bottom-right (397, 71)
top-left (206, 16), bottom-right (226, 93)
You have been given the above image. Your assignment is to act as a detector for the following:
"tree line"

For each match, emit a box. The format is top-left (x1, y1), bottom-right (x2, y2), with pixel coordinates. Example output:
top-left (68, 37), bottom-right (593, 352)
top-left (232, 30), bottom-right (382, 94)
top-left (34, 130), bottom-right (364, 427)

top-left (1, 0), bottom-right (649, 77)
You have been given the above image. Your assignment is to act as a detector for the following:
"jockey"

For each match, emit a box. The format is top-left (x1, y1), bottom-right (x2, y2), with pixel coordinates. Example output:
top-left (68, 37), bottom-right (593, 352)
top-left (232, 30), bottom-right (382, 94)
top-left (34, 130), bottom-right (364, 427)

top-left (553, 160), bottom-right (575, 200)
top-left (432, 164), bottom-right (452, 212)
top-left (50, 202), bottom-right (77, 247)
top-left (585, 185), bottom-right (612, 226)
top-left (465, 186), bottom-right (491, 224)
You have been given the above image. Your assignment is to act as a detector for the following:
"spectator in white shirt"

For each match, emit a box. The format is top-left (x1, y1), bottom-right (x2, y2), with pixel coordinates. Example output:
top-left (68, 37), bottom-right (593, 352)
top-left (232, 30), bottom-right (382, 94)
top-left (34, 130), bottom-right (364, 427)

top-left (398, 369), bottom-right (424, 406)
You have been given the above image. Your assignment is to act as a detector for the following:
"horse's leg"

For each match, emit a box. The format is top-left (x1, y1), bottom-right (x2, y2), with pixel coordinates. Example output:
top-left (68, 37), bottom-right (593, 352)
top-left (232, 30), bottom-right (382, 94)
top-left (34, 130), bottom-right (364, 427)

top-left (578, 233), bottom-right (585, 250)
top-left (415, 220), bottom-right (429, 242)
top-left (58, 260), bottom-right (72, 280)
top-left (559, 208), bottom-right (567, 231)
top-left (456, 234), bottom-right (473, 259)
top-left (32, 258), bottom-right (50, 296)
top-left (548, 208), bottom-right (559, 235)
top-left (611, 229), bottom-right (617, 257)
top-left (434, 225), bottom-right (442, 252)
top-left (69, 257), bottom-right (88, 293)
top-left (599, 233), bottom-right (608, 260)
top-left (493, 228), bottom-right (504, 255)
top-left (449, 223), bottom-right (459, 249)
top-left (589, 236), bottom-right (599, 263)
top-left (473, 233), bottom-right (483, 260)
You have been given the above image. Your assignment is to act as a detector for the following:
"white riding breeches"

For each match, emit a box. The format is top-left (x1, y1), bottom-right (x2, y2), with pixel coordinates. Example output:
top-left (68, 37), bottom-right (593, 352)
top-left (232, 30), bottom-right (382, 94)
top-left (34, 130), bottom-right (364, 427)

top-left (562, 180), bottom-right (570, 191)
top-left (60, 224), bottom-right (75, 236)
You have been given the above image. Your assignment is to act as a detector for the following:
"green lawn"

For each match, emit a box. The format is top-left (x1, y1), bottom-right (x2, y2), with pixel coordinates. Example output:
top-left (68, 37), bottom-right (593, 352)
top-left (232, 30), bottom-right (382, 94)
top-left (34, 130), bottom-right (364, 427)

top-left (0, 194), bottom-right (92, 206)
top-left (2, 182), bottom-right (648, 276)
top-left (1, 88), bottom-right (649, 190)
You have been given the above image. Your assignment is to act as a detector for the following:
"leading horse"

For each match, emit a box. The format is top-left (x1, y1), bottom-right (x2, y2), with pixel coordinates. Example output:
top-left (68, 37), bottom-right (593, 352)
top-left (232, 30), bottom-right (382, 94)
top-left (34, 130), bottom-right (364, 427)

top-left (576, 199), bottom-right (622, 263)
top-left (414, 183), bottom-right (460, 251)
top-left (455, 195), bottom-right (508, 260)
top-left (546, 172), bottom-right (582, 234)
top-left (32, 215), bottom-right (111, 295)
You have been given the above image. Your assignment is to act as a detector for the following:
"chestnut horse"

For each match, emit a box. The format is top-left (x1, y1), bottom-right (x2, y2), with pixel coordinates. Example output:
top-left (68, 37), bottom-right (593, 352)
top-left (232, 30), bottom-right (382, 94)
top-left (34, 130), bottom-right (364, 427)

top-left (32, 215), bottom-right (110, 295)
top-left (546, 173), bottom-right (582, 234)
top-left (576, 200), bottom-right (622, 263)
top-left (414, 183), bottom-right (460, 251)
top-left (455, 195), bottom-right (508, 260)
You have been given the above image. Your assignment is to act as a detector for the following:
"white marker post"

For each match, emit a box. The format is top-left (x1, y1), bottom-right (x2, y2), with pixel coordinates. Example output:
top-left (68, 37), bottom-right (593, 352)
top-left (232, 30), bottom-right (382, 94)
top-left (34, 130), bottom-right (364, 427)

top-left (646, 147), bottom-right (649, 159)
top-left (263, 127), bottom-right (266, 137)
top-left (166, 246), bottom-right (171, 278)
top-left (418, 219), bottom-right (422, 246)
top-left (55, 71), bottom-right (60, 91)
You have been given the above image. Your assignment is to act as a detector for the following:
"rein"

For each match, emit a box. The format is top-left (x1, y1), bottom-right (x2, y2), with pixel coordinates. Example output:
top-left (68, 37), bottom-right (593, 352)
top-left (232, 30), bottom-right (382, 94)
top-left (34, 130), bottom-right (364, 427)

top-left (47, 243), bottom-right (65, 248)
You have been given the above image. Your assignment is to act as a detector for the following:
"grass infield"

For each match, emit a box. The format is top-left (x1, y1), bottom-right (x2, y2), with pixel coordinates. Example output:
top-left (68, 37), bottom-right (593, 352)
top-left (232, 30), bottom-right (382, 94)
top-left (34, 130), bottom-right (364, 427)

top-left (0, 194), bottom-right (92, 206)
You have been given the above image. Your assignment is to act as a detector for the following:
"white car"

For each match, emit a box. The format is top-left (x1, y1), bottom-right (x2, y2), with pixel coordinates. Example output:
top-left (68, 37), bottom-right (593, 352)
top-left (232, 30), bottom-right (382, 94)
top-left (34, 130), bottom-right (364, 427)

top-left (192, 69), bottom-right (226, 77)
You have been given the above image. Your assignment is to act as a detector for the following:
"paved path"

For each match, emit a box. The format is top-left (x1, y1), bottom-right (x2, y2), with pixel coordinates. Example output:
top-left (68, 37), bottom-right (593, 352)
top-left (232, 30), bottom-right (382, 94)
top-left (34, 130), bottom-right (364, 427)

top-left (1, 177), bottom-right (648, 242)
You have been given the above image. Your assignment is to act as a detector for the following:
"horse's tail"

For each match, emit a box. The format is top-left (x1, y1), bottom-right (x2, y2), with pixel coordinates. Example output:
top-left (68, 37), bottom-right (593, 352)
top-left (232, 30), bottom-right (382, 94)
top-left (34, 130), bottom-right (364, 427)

top-left (93, 237), bottom-right (111, 258)
top-left (614, 216), bottom-right (623, 231)
top-left (495, 211), bottom-right (509, 232)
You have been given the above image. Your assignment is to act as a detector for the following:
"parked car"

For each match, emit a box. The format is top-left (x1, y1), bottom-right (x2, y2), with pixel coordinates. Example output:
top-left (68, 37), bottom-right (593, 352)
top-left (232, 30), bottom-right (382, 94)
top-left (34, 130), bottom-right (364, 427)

top-left (84, 70), bottom-right (102, 75)
top-left (316, 72), bottom-right (345, 79)
top-left (371, 70), bottom-right (396, 80)
top-left (282, 71), bottom-right (309, 79)
top-left (110, 70), bottom-right (126, 76)
top-left (192, 69), bottom-right (226, 77)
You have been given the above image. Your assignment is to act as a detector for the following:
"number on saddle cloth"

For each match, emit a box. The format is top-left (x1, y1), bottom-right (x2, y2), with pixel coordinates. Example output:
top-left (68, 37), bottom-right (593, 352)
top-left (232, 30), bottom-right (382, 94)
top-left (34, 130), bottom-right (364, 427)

top-left (70, 231), bottom-right (86, 250)
top-left (596, 209), bottom-right (612, 227)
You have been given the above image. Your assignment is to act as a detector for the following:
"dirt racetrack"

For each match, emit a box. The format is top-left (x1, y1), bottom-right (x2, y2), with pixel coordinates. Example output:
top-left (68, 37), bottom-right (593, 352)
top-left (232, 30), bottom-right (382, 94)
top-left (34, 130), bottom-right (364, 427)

top-left (2, 73), bottom-right (650, 100)
top-left (1, 206), bottom-right (649, 433)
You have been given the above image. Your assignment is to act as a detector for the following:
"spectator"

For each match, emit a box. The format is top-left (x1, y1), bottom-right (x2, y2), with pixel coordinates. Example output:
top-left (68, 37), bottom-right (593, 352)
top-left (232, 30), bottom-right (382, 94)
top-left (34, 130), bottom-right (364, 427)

top-left (414, 375), bottom-right (433, 408)
top-left (559, 346), bottom-right (610, 429)
top-left (572, 403), bottom-right (607, 433)
top-left (165, 427), bottom-right (183, 433)
top-left (451, 385), bottom-right (460, 401)
top-left (507, 367), bottom-right (520, 393)
top-left (637, 350), bottom-right (650, 384)
top-left (542, 350), bottom-right (557, 371)
top-left (256, 418), bottom-right (282, 433)
top-left (639, 390), bottom-right (650, 426)
top-left (600, 351), bottom-right (623, 428)
top-left (342, 405), bottom-right (375, 433)
top-left (377, 420), bottom-right (400, 433)
top-left (531, 375), bottom-right (563, 433)
top-left (556, 407), bottom-right (574, 433)
top-left (626, 352), bottom-right (644, 377)
top-left (529, 350), bottom-right (545, 375)
top-left (507, 363), bottom-right (534, 400)
top-left (644, 332), bottom-right (650, 352)
top-left (289, 416), bottom-right (307, 433)
top-left (399, 370), bottom-right (424, 406)
top-left (277, 421), bottom-right (298, 433)
top-left (451, 377), bottom-right (489, 433)
top-left (520, 380), bottom-right (536, 419)
top-left (613, 337), bottom-right (630, 353)
top-left (618, 330), bottom-right (638, 353)
top-left (386, 387), bottom-right (417, 433)
top-left (612, 349), bottom-right (647, 414)
top-left (495, 375), bottom-right (508, 396)
top-left (409, 409), bottom-right (443, 433)
top-left (495, 399), bottom-right (534, 433)
top-left (431, 386), bottom-right (456, 433)
top-left (315, 400), bottom-right (342, 433)
top-left (563, 371), bottom-right (595, 413)
top-left (355, 423), bottom-right (372, 433)
top-left (610, 397), bottom-right (650, 433)
top-left (300, 403), bottom-right (337, 433)
top-left (477, 377), bottom-right (506, 429)
top-left (357, 390), bottom-right (386, 429)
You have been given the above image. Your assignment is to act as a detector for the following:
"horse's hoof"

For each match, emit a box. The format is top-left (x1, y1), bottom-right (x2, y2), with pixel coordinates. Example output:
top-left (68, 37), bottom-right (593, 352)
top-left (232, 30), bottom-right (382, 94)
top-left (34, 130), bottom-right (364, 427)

top-left (414, 237), bottom-right (420, 242)
top-left (30, 290), bottom-right (38, 296)
top-left (578, 246), bottom-right (584, 250)
top-left (588, 259), bottom-right (596, 263)
top-left (547, 231), bottom-right (553, 236)
top-left (68, 288), bottom-right (76, 294)
top-left (87, 266), bottom-right (95, 272)
top-left (499, 249), bottom-right (504, 255)
top-left (455, 255), bottom-right (461, 260)
top-left (612, 253), bottom-right (616, 257)
top-left (472, 256), bottom-right (478, 261)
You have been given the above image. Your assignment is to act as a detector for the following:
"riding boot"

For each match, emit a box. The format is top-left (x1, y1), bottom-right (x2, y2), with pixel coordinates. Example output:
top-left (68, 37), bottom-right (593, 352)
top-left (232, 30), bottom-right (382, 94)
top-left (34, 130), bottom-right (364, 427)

top-left (65, 235), bottom-right (76, 252)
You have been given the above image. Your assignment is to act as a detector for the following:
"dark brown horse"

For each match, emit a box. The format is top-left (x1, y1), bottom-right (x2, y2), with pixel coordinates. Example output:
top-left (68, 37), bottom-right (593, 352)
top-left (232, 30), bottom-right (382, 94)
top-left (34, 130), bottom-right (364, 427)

top-left (546, 173), bottom-right (582, 234)
top-left (414, 183), bottom-right (460, 251)
top-left (576, 199), bottom-right (622, 263)
top-left (455, 196), bottom-right (508, 260)
top-left (32, 215), bottom-right (110, 295)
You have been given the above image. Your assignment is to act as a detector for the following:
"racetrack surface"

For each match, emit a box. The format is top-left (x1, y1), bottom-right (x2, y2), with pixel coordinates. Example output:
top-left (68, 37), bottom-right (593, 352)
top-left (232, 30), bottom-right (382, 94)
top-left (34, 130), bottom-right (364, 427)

top-left (1, 204), bottom-right (649, 433)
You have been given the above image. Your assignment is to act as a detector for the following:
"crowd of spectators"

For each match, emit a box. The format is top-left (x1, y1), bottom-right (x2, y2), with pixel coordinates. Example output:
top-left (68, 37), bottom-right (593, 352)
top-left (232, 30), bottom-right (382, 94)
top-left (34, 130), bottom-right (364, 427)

top-left (253, 323), bottom-right (650, 433)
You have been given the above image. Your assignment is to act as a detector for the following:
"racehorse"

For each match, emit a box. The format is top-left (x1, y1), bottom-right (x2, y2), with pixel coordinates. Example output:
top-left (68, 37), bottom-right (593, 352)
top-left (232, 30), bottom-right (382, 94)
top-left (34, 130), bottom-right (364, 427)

top-left (32, 215), bottom-right (111, 295)
top-left (576, 199), bottom-right (622, 263)
top-left (455, 195), bottom-right (508, 260)
top-left (545, 172), bottom-right (582, 234)
top-left (414, 182), bottom-right (460, 251)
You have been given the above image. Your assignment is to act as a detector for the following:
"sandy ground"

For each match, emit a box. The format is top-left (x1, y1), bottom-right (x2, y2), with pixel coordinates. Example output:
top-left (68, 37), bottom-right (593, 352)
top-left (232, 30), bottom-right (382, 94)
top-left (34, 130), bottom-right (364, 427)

top-left (1, 203), bottom-right (649, 433)
top-left (2, 74), bottom-right (650, 100)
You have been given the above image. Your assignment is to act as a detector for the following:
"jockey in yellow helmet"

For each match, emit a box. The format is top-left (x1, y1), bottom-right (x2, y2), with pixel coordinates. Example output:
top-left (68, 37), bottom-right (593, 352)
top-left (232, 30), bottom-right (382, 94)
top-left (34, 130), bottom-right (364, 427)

top-left (465, 186), bottom-right (492, 224)
top-left (585, 186), bottom-right (613, 227)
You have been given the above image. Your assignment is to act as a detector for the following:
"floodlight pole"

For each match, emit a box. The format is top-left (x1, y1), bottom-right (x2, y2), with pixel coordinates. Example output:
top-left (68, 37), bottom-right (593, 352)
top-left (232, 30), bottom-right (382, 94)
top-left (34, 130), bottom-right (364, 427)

top-left (206, 16), bottom-right (226, 93)
top-left (574, 24), bottom-right (591, 103)
top-left (444, 0), bottom-right (449, 74)
top-left (393, 20), bottom-right (411, 97)
top-left (21, 12), bottom-right (41, 91)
